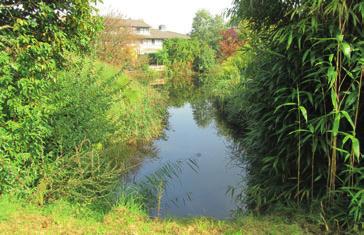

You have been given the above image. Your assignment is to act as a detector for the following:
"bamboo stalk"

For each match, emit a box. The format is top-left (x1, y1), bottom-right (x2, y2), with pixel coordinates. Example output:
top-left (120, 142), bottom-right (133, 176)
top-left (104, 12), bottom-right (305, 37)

top-left (297, 85), bottom-right (301, 203)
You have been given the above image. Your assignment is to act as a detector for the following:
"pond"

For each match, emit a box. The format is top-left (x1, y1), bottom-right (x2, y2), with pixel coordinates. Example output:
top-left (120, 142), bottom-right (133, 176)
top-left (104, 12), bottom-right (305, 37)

top-left (128, 98), bottom-right (246, 219)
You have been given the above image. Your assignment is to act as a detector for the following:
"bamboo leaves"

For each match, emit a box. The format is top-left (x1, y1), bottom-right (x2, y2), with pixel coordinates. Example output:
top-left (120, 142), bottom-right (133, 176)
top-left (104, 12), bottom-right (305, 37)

top-left (327, 66), bottom-right (337, 88)
top-left (287, 31), bottom-right (293, 50)
top-left (341, 43), bottom-right (351, 59)
top-left (299, 106), bottom-right (308, 123)
top-left (332, 113), bottom-right (341, 137)
top-left (228, 0), bottom-right (364, 230)
top-left (352, 138), bottom-right (360, 159)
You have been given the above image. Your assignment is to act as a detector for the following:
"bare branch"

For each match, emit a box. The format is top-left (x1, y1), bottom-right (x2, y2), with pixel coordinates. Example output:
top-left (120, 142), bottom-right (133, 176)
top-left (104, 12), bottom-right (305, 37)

top-left (0, 25), bottom-right (12, 30)
top-left (0, 4), bottom-right (19, 9)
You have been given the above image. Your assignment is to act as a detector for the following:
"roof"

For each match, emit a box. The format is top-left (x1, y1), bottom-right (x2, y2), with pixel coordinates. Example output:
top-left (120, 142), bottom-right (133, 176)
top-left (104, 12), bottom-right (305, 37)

top-left (145, 29), bottom-right (190, 40)
top-left (105, 18), bottom-right (151, 28)
top-left (103, 17), bottom-right (189, 40)
top-left (121, 19), bottom-right (151, 28)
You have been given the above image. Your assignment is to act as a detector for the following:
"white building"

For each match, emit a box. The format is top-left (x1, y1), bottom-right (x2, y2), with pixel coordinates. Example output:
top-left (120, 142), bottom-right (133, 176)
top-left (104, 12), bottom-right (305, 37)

top-left (119, 19), bottom-right (190, 54)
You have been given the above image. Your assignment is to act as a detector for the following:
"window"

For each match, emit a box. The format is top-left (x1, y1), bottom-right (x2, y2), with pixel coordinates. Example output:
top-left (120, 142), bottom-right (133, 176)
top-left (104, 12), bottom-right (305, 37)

top-left (152, 39), bottom-right (155, 44)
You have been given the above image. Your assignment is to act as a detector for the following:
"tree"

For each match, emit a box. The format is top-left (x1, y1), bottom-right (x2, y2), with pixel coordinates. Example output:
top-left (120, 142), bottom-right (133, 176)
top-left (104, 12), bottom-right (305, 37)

top-left (218, 28), bottom-right (243, 59)
top-left (0, 0), bottom-right (101, 193)
top-left (0, 1), bottom-right (101, 54)
top-left (97, 12), bottom-right (139, 66)
top-left (191, 9), bottom-right (225, 51)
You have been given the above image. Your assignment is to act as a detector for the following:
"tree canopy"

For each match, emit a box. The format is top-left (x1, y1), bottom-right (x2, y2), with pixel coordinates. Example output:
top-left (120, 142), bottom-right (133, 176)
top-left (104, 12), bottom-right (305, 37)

top-left (191, 9), bottom-right (225, 51)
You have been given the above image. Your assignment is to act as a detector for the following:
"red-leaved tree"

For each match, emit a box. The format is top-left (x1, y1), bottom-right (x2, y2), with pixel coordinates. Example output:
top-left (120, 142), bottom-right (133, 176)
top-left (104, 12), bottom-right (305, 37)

top-left (218, 28), bottom-right (244, 59)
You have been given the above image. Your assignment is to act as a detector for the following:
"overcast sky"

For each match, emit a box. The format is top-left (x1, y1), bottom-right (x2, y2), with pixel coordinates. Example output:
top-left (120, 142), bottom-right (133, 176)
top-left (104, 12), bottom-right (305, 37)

top-left (97, 0), bottom-right (233, 34)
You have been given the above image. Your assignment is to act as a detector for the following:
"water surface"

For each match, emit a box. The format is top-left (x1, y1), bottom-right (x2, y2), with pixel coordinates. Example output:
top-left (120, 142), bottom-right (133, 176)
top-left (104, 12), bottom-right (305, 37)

top-left (129, 101), bottom-right (245, 219)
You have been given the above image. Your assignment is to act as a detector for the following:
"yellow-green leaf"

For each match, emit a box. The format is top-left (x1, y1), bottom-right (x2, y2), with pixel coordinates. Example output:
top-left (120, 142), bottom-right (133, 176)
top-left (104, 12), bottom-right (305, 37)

top-left (342, 43), bottom-right (351, 58)
top-left (299, 106), bottom-right (308, 123)
top-left (352, 138), bottom-right (360, 159)
top-left (332, 113), bottom-right (341, 137)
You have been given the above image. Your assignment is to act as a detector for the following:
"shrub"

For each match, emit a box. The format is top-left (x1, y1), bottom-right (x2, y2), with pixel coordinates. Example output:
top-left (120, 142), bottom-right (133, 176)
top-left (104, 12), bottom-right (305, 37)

top-left (107, 78), bottom-right (167, 145)
top-left (156, 39), bottom-right (216, 85)
top-left (204, 48), bottom-right (253, 132)
top-left (193, 43), bottom-right (216, 76)
top-left (39, 140), bottom-right (122, 206)
top-left (0, 1), bottom-right (168, 211)
top-left (46, 58), bottom-right (114, 157)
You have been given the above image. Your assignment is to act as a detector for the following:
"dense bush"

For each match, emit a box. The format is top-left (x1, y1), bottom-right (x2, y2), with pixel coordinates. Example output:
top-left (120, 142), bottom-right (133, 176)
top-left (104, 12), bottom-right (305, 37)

top-left (224, 0), bottom-right (364, 230)
top-left (156, 39), bottom-right (216, 85)
top-left (155, 9), bottom-right (227, 85)
top-left (193, 43), bottom-right (216, 76)
top-left (0, 1), bottom-right (167, 206)
top-left (206, 21), bottom-right (254, 124)
top-left (0, 1), bottom-right (101, 194)
top-left (107, 74), bottom-right (167, 145)
top-left (206, 50), bottom-right (250, 126)
top-left (45, 58), bottom-right (114, 157)
top-left (38, 141), bottom-right (122, 206)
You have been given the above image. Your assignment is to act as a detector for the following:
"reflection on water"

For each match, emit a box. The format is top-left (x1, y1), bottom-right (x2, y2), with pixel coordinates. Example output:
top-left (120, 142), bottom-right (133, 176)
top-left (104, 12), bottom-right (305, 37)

top-left (128, 93), bottom-right (246, 219)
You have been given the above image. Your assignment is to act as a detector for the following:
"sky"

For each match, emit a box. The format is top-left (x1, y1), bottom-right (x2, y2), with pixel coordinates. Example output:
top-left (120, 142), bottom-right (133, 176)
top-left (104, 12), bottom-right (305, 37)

top-left (97, 0), bottom-right (233, 34)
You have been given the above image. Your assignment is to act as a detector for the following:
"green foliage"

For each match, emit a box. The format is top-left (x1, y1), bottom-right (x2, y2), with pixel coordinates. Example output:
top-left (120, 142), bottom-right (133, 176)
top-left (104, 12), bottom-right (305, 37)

top-left (0, 1), bottom-right (167, 210)
top-left (229, 0), bottom-right (297, 27)
top-left (207, 50), bottom-right (248, 99)
top-left (36, 58), bottom-right (166, 205)
top-left (46, 58), bottom-right (114, 156)
top-left (156, 38), bottom-right (197, 85)
top-left (156, 38), bottom-right (216, 85)
top-left (205, 42), bottom-right (253, 129)
top-left (40, 141), bottom-right (123, 207)
top-left (158, 39), bottom-right (199, 65)
top-left (191, 9), bottom-right (226, 51)
top-left (107, 77), bottom-right (167, 145)
top-left (222, 0), bottom-right (364, 230)
top-left (1, 1), bottom-right (102, 55)
top-left (193, 43), bottom-right (216, 75)
top-left (0, 1), bottom-right (102, 194)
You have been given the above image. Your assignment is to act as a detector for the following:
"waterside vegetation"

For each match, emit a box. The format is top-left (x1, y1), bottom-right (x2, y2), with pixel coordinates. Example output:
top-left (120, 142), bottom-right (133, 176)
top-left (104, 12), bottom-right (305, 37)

top-left (0, 0), bottom-right (363, 234)
top-left (206, 0), bottom-right (364, 232)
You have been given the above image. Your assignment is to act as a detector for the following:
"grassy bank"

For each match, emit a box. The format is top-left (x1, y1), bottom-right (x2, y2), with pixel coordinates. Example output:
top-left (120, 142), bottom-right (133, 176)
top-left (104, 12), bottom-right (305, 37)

top-left (0, 196), bottom-right (318, 234)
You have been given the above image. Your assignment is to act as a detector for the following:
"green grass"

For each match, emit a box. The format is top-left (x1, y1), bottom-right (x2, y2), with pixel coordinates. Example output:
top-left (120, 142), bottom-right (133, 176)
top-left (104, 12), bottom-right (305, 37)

top-left (0, 195), bottom-right (318, 234)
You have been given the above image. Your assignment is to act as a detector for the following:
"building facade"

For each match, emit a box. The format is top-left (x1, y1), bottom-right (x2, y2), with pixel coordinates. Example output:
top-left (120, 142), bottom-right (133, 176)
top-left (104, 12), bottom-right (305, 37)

top-left (120, 19), bottom-right (189, 54)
